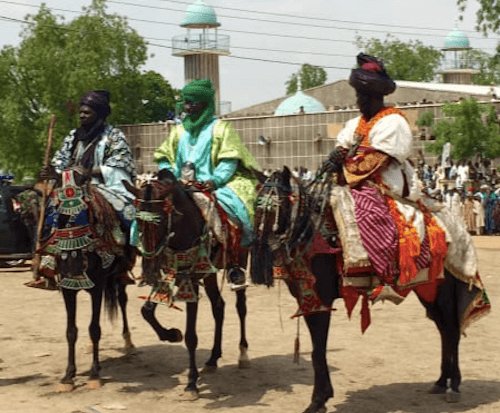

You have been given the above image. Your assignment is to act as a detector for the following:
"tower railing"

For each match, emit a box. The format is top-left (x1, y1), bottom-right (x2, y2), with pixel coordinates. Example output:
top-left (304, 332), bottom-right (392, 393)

top-left (172, 33), bottom-right (230, 56)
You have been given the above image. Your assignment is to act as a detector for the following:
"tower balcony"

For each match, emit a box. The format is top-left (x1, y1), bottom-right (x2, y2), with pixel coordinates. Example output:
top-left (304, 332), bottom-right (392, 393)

top-left (172, 33), bottom-right (230, 56)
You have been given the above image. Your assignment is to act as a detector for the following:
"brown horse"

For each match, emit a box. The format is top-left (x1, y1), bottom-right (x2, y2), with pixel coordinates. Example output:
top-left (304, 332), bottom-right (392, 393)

top-left (123, 169), bottom-right (250, 400)
top-left (251, 166), bottom-right (486, 413)
top-left (35, 168), bottom-right (134, 391)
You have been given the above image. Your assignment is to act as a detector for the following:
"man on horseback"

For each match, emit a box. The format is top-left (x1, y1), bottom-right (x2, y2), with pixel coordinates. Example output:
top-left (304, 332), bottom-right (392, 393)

top-left (154, 79), bottom-right (260, 290)
top-left (29, 90), bottom-right (137, 289)
top-left (322, 54), bottom-right (489, 324)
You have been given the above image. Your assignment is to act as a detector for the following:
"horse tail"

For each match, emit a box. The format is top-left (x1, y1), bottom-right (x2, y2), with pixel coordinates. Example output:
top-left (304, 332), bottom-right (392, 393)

top-left (250, 242), bottom-right (274, 287)
top-left (104, 275), bottom-right (119, 323)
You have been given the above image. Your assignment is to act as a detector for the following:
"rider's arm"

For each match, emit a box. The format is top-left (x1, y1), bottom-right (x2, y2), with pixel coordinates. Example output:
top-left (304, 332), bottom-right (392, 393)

top-left (211, 159), bottom-right (238, 188)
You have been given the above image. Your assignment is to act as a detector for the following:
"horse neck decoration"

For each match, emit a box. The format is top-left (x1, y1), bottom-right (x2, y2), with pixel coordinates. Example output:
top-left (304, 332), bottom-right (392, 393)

top-left (123, 169), bottom-right (251, 400)
top-left (251, 165), bottom-right (483, 413)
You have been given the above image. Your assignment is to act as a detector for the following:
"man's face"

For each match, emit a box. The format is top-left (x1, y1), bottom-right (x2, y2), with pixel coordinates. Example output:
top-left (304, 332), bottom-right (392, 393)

top-left (356, 92), bottom-right (372, 116)
top-left (79, 105), bottom-right (98, 127)
top-left (183, 100), bottom-right (207, 117)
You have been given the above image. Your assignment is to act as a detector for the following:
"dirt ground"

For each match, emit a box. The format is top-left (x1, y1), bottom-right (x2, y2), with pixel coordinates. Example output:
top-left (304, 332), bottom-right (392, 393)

top-left (0, 236), bottom-right (499, 413)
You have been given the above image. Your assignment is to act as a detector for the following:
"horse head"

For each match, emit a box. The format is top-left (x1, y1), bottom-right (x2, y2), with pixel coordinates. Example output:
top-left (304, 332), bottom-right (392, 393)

top-left (123, 170), bottom-right (182, 284)
top-left (251, 166), bottom-right (295, 286)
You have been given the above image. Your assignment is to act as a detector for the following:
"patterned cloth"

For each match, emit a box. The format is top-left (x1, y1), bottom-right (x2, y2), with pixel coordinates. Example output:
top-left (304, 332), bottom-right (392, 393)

top-left (154, 119), bottom-right (260, 246)
top-left (51, 124), bottom-right (136, 219)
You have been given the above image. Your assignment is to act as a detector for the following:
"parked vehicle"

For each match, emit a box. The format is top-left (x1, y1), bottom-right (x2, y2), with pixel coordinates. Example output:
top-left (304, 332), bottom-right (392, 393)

top-left (0, 176), bottom-right (36, 267)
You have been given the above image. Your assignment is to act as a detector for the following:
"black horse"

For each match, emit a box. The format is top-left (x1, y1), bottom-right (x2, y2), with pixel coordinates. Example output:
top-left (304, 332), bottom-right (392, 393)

top-left (251, 166), bottom-right (487, 413)
top-left (36, 168), bottom-right (134, 391)
top-left (123, 169), bottom-right (250, 400)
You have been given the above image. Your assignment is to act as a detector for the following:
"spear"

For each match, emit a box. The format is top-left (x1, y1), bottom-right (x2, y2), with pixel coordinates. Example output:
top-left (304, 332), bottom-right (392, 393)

top-left (31, 114), bottom-right (57, 277)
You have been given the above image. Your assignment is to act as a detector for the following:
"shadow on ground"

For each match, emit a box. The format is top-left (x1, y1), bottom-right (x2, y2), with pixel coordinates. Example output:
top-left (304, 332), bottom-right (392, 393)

top-left (328, 380), bottom-right (500, 413)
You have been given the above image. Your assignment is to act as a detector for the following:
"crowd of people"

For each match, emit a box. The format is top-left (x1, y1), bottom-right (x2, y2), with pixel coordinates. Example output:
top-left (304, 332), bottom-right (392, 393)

top-left (416, 159), bottom-right (500, 235)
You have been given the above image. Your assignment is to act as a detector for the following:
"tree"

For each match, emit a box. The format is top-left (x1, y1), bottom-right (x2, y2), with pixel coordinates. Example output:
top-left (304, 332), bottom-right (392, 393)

top-left (0, 0), bottom-right (177, 179)
top-left (285, 64), bottom-right (327, 95)
top-left (467, 49), bottom-right (500, 85)
top-left (427, 98), bottom-right (500, 161)
top-left (457, 0), bottom-right (500, 35)
top-left (355, 35), bottom-right (442, 82)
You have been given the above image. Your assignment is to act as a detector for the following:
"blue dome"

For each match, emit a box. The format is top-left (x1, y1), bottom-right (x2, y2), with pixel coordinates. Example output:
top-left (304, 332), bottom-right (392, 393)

top-left (181, 0), bottom-right (220, 28)
top-left (444, 28), bottom-right (470, 49)
top-left (274, 91), bottom-right (326, 116)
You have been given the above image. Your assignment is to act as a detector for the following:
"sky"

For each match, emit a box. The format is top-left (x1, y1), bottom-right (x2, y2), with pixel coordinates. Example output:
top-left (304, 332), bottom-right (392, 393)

top-left (0, 0), bottom-right (499, 111)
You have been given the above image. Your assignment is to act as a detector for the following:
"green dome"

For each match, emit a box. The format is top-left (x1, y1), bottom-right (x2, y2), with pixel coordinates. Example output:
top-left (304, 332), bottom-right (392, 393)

top-left (444, 28), bottom-right (470, 49)
top-left (181, 0), bottom-right (220, 28)
top-left (274, 91), bottom-right (326, 116)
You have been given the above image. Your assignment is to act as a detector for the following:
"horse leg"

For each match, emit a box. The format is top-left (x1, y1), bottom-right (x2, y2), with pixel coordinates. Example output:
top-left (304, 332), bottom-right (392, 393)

top-left (87, 284), bottom-right (104, 388)
top-left (302, 253), bottom-right (338, 413)
top-left (117, 283), bottom-right (135, 352)
top-left (58, 288), bottom-right (78, 392)
top-left (302, 312), bottom-right (333, 413)
top-left (235, 288), bottom-right (250, 369)
top-left (202, 274), bottom-right (224, 372)
top-left (416, 272), bottom-right (461, 402)
top-left (184, 289), bottom-right (200, 400)
top-left (141, 301), bottom-right (183, 342)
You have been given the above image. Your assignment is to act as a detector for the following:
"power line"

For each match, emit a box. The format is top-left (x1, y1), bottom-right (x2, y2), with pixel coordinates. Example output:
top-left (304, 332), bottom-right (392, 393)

top-left (107, 0), bottom-right (499, 42)
top-left (0, 15), bottom-right (353, 69)
top-left (153, 0), bottom-right (499, 39)
top-left (1, 0), bottom-right (498, 48)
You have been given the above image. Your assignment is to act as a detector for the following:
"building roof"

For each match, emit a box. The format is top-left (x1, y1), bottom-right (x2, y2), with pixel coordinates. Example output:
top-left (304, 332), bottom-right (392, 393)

top-left (274, 90), bottom-right (326, 116)
top-left (443, 27), bottom-right (470, 50)
top-left (395, 80), bottom-right (499, 97)
top-left (181, 0), bottom-right (220, 28)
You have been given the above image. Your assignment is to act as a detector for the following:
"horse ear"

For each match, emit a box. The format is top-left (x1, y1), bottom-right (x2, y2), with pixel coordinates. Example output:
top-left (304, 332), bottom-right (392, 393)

top-left (157, 168), bottom-right (176, 184)
top-left (122, 180), bottom-right (140, 198)
top-left (282, 165), bottom-right (291, 182)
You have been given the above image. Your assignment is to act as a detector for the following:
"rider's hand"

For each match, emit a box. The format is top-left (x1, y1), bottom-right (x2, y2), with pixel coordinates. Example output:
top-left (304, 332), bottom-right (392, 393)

top-left (202, 180), bottom-right (216, 192)
top-left (38, 165), bottom-right (57, 181)
top-left (321, 147), bottom-right (348, 173)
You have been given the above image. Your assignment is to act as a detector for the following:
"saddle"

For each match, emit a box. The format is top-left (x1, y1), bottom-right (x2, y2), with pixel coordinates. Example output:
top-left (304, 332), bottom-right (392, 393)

top-left (188, 184), bottom-right (243, 268)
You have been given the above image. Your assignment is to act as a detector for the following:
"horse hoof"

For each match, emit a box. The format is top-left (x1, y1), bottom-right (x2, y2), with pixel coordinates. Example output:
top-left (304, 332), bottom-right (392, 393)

top-left (428, 384), bottom-right (447, 394)
top-left (202, 364), bottom-right (217, 374)
top-left (238, 358), bottom-right (251, 369)
top-left (160, 328), bottom-right (183, 343)
top-left (181, 389), bottom-right (199, 401)
top-left (56, 382), bottom-right (75, 393)
top-left (446, 388), bottom-right (461, 403)
top-left (86, 379), bottom-right (102, 390)
top-left (302, 404), bottom-right (326, 413)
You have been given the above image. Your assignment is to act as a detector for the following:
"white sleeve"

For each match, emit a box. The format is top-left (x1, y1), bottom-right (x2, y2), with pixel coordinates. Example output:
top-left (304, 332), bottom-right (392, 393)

top-left (368, 114), bottom-right (413, 163)
top-left (335, 116), bottom-right (360, 149)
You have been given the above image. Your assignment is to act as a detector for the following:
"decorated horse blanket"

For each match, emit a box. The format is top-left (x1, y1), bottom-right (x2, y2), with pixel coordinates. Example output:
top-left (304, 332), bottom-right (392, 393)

top-left (329, 183), bottom-right (490, 333)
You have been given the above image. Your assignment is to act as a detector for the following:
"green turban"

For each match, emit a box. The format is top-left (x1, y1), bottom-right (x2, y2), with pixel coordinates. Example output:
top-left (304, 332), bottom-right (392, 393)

top-left (180, 79), bottom-right (216, 137)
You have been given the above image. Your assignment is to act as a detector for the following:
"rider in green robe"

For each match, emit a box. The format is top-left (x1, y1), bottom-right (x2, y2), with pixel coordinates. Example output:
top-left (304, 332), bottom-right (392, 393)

top-left (154, 79), bottom-right (261, 289)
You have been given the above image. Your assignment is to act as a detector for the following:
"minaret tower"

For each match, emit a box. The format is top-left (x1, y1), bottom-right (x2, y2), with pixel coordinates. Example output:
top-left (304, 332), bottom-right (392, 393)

top-left (172, 0), bottom-right (230, 114)
top-left (440, 25), bottom-right (478, 84)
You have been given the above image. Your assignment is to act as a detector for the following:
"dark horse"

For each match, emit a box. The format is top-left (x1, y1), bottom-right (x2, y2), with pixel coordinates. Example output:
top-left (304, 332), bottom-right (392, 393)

top-left (36, 168), bottom-right (134, 391)
top-left (251, 166), bottom-right (486, 413)
top-left (123, 169), bottom-right (249, 400)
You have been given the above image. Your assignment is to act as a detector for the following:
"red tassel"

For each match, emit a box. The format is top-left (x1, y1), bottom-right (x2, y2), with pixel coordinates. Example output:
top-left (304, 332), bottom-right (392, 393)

top-left (360, 293), bottom-right (371, 333)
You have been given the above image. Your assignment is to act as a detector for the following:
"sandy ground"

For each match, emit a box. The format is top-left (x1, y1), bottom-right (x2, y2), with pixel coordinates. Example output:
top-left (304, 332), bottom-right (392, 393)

top-left (0, 236), bottom-right (499, 413)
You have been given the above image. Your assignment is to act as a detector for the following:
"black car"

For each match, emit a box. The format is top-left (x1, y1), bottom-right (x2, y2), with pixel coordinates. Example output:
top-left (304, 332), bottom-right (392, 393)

top-left (0, 177), bottom-right (36, 267)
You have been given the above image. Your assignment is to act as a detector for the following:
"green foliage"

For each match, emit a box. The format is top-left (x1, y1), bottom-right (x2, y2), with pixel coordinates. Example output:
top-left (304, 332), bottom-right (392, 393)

top-left (416, 111), bottom-right (435, 127)
top-left (285, 64), bottom-right (327, 94)
top-left (466, 49), bottom-right (500, 85)
top-left (355, 35), bottom-right (442, 82)
top-left (0, 0), bottom-right (177, 179)
top-left (457, 0), bottom-right (500, 35)
top-left (426, 98), bottom-right (500, 160)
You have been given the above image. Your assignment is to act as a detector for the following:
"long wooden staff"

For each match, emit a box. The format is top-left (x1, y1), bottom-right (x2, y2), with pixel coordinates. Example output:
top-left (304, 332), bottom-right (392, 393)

top-left (31, 114), bottom-right (57, 276)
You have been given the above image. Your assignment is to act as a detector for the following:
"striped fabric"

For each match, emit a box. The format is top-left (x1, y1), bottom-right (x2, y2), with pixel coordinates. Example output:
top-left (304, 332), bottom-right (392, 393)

top-left (350, 184), bottom-right (398, 284)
